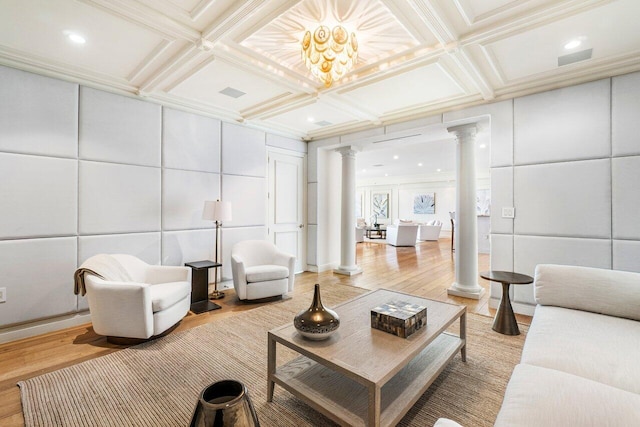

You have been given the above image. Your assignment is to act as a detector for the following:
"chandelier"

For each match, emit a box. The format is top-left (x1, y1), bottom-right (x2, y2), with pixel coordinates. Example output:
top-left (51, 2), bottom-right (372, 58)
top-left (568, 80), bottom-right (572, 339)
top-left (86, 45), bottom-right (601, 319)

top-left (301, 25), bottom-right (358, 87)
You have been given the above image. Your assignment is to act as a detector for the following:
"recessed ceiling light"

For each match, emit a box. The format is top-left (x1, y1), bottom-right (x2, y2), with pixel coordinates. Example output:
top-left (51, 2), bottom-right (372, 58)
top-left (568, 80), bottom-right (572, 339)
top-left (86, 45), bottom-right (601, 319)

top-left (393, 155), bottom-right (399, 160)
top-left (65, 31), bottom-right (86, 44)
top-left (362, 169), bottom-right (366, 173)
top-left (564, 39), bottom-right (581, 50)
top-left (307, 117), bottom-right (314, 122)
top-left (385, 173), bottom-right (388, 177)
top-left (479, 144), bottom-right (487, 149)
top-left (437, 168), bottom-right (441, 172)
top-left (418, 163), bottom-right (423, 167)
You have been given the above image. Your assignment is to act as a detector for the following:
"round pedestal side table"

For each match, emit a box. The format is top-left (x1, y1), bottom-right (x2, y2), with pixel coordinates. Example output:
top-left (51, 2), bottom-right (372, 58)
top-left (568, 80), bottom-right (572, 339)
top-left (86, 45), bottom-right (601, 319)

top-left (480, 271), bottom-right (533, 335)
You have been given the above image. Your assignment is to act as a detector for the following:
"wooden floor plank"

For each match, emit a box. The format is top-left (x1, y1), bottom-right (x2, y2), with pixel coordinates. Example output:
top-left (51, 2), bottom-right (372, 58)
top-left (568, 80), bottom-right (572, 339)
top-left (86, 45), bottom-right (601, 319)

top-left (0, 238), bottom-right (530, 425)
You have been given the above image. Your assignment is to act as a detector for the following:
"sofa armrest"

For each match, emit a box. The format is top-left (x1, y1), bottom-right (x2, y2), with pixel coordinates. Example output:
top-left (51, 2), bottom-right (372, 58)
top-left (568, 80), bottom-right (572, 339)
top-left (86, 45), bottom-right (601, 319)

top-left (534, 264), bottom-right (640, 321)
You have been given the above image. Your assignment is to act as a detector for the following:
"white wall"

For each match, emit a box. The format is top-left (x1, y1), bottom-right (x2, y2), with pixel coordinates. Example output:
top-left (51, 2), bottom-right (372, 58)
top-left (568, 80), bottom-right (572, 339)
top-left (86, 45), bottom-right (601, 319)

top-left (0, 65), bottom-right (305, 342)
top-left (308, 74), bottom-right (640, 314)
top-left (446, 75), bottom-right (640, 315)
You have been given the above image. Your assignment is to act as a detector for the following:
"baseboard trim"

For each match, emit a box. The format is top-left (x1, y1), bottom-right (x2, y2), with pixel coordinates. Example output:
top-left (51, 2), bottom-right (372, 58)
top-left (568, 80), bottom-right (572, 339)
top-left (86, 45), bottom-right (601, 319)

top-left (0, 312), bottom-right (92, 344)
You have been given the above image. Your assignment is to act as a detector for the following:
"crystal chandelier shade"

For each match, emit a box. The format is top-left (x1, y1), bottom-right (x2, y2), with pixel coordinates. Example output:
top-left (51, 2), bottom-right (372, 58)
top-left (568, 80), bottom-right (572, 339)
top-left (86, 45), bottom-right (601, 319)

top-left (301, 25), bottom-right (358, 87)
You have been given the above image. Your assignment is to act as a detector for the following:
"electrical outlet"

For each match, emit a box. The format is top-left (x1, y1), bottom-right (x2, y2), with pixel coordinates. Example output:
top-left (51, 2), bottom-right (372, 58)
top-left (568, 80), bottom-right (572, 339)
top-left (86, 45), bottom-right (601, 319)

top-left (0, 287), bottom-right (6, 303)
top-left (502, 207), bottom-right (515, 218)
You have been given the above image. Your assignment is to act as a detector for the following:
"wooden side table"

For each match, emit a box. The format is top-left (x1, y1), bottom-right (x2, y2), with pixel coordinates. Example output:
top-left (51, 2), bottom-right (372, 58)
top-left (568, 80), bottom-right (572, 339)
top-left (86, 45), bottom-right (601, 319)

top-left (185, 260), bottom-right (222, 314)
top-left (480, 270), bottom-right (533, 335)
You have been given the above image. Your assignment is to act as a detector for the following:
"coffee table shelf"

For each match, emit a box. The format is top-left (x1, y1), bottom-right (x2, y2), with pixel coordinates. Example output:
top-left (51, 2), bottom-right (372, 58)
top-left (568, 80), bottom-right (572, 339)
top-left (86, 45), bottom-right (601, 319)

top-left (272, 332), bottom-right (463, 427)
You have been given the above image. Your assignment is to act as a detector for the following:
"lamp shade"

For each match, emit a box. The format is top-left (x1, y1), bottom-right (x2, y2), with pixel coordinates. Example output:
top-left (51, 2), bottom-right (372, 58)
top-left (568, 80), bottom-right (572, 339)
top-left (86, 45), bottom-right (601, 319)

top-left (202, 200), bottom-right (232, 222)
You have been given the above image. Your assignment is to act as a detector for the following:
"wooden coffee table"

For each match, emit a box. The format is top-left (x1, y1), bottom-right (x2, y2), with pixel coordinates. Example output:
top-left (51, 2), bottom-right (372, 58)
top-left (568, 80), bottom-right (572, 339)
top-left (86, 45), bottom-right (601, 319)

top-left (267, 289), bottom-right (466, 427)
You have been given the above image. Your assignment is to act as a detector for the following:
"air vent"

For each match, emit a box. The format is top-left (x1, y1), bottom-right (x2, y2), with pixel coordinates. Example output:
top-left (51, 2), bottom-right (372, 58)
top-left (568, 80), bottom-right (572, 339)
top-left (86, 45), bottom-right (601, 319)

top-left (558, 48), bottom-right (592, 67)
top-left (372, 164), bottom-right (384, 167)
top-left (315, 120), bottom-right (333, 127)
top-left (219, 87), bottom-right (246, 98)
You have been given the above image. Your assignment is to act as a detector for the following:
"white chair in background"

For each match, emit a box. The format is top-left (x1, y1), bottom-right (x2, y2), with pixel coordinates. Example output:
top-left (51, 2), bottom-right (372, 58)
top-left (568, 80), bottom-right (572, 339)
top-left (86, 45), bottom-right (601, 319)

top-left (80, 254), bottom-right (191, 341)
top-left (386, 224), bottom-right (419, 246)
top-left (418, 220), bottom-right (443, 241)
top-left (356, 217), bottom-right (366, 243)
top-left (231, 240), bottom-right (295, 301)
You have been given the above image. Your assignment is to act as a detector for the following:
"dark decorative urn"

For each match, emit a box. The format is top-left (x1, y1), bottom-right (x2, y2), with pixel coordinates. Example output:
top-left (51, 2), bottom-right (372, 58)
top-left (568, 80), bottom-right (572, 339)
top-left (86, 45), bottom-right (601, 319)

top-left (190, 380), bottom-right (260, 427)
top-left (293, 284), bottom-right (340, 340)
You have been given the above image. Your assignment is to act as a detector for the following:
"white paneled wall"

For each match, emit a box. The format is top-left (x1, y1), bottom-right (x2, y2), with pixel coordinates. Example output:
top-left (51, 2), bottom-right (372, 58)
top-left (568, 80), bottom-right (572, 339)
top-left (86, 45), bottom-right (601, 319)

top-left (0, 153), bottom-right (78, 239)
top-left (79, 161), bottom-right (161, 234)
top-left (0, 66), bottom-right (78, 157)
top-left (488, 73), bottom-right (640, 314)
top-left (0, 65), bottom-right (305, 341)
top-left (79, 87), bottom-right (161, 167)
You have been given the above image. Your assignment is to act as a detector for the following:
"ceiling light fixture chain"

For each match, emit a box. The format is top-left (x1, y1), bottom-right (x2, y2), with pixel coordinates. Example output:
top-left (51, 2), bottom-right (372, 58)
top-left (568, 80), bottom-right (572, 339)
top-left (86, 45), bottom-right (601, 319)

top-left (301, 24), bottom-right (358, 87)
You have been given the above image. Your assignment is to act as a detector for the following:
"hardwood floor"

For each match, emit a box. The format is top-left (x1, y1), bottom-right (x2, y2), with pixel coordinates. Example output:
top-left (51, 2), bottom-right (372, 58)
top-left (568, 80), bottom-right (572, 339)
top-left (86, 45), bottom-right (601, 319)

top-left (0, 238), bottom-right (530, 426)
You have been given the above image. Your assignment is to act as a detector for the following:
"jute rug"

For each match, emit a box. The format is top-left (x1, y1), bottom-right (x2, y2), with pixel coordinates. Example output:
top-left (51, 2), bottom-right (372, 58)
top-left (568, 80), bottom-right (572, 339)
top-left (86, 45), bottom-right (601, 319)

top-left (19, 283), bottom-right (527, 427)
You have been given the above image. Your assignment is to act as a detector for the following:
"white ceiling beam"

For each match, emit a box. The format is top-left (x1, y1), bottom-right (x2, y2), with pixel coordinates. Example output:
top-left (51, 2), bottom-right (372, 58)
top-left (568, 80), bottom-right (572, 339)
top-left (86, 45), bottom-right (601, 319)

top-left (126, 39), bottom-right (174, 84)
top-left (445, 45), bottom-right (495, 100)
top-left (138, 43), bottom-right (205, 93)
top-left (407, 0), bottom-right (457, 45)
top-left (241, 93), bottom-right (310, 120)
top-left (459, 0), bottom-right (612, 46)
top-left (78, 0), bottom-right (201, 41)
top-left (201, 0), bottom-right (269, 41)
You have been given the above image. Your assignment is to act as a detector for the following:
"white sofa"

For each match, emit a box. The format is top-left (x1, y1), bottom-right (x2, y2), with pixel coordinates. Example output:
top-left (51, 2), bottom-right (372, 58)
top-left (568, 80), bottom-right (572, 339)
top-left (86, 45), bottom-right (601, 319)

top-left (417, 220), bottom-right (442, 241)
top-left (386, 224), bottom-right (419, 246)
top-left (231, 240), bottom-right (295, 301)
top-left (83, 254), bottom-right (191, 340)
top-left (495, 264), bottom-right (640, 426)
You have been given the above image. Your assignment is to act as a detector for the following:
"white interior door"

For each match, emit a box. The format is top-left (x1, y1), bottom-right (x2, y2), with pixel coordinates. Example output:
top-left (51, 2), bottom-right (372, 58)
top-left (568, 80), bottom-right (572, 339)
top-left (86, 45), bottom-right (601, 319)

top-left (268, 149), bottom-right (306, 273)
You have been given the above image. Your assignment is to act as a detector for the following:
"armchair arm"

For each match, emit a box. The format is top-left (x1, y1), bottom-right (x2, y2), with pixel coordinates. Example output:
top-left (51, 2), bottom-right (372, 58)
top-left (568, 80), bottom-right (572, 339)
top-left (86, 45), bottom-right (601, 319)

top-left (231, 255), bottom-right (248, 300)
top-left (274, 250), bottom-right (296, 292)
top-left (85, 276), bottom-right (154, 339)
top-left (146, 265), bottom-right (191, 285)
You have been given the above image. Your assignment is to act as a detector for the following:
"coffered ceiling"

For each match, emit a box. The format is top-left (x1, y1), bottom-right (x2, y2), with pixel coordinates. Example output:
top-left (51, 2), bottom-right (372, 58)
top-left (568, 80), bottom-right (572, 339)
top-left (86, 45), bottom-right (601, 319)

top-left (1, 0), bottom-right (639, 141)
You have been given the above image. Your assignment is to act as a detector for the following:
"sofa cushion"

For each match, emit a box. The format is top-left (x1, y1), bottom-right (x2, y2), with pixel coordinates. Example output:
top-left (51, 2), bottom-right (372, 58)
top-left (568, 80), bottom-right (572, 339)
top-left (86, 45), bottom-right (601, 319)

top-left (245, 265), bottom-right (288, 283)
top-left (534, 264), bottom-right (640, 321)
top-left (522, 305), bottom-right (640, 394)
top-left (495, 364), bottom-right (640, 427)
top-left (149, 281), bottom-right (190, 312)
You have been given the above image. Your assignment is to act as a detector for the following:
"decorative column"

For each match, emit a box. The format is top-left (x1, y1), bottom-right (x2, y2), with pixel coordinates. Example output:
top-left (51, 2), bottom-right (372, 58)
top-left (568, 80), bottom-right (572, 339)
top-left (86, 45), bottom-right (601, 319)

top-left (447, 124), bottom-right (485, 299)
top-left (334, 146), bottom-right (363, 276)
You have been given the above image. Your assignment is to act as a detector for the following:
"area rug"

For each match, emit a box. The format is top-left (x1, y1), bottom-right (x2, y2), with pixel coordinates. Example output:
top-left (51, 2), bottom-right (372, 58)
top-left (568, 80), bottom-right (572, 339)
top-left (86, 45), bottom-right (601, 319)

top-left (19, 284), bottom-right (527, 427)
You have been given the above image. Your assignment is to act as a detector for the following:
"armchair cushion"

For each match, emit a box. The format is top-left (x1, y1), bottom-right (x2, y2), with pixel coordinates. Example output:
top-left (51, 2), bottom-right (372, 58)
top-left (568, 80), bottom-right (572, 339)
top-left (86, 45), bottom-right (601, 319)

top-left (149, 281), bottom-right (191, 312)
top-left (245, 265), bottom-right (289, 282)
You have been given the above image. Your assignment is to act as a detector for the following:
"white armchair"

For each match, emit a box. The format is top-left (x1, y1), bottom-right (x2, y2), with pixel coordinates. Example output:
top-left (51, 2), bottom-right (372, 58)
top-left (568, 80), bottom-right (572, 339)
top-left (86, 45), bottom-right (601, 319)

top-left (386, 224), bottom-right (419, 247)
top-left (81, 254), bottom-right (191, 341)
top-left (231, 240), bottom-right (295, 301)
top-left (418, 220), bottom-right (443, 241)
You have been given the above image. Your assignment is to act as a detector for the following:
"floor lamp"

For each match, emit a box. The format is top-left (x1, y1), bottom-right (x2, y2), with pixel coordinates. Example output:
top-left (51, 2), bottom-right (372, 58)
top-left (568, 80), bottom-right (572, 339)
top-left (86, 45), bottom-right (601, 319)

top-left (202, 200), bottom-right (232, 299)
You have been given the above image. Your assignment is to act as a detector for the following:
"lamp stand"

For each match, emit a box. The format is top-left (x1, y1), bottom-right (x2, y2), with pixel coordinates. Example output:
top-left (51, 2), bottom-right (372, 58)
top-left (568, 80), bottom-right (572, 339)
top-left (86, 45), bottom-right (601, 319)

top-left (210, 220), bottom-right (225, 300)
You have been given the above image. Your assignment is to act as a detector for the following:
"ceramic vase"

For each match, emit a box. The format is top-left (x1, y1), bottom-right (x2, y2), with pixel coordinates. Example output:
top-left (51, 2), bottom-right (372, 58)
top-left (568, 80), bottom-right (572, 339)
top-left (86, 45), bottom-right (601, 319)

top-left (293, 284), bottom-right (340, 340)
top-left (190, 380), bottom-right (260, 427)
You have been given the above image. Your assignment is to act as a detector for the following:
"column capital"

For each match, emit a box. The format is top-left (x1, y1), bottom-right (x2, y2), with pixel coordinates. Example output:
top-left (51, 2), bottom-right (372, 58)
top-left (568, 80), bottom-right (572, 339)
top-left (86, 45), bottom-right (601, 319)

top-left (335, 146), bottom-right (359, 158)
top-left (447, 123), bottom-right (477, 141)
